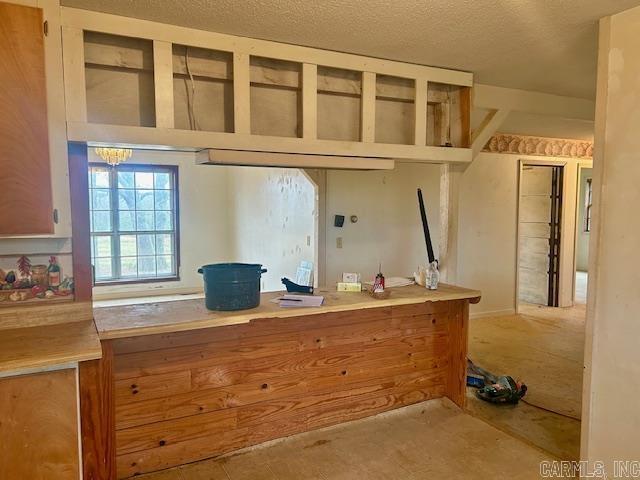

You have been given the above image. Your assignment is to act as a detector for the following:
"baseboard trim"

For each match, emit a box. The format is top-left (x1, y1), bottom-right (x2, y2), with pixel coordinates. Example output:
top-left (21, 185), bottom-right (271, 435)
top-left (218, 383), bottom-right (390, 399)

top-left (470, 308), bottom-right (516, 319)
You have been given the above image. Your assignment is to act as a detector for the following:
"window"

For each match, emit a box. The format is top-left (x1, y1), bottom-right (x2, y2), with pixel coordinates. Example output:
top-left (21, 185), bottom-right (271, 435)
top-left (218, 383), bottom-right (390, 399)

top-left (89, 164), bottom-right (179, 284)
top-left (584, 178), bottom-right (593, 232)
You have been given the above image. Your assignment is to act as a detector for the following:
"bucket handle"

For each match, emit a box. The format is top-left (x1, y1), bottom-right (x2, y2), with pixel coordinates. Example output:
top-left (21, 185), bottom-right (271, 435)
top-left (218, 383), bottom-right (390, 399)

top-left (197, 268), bottom-right (203, 274)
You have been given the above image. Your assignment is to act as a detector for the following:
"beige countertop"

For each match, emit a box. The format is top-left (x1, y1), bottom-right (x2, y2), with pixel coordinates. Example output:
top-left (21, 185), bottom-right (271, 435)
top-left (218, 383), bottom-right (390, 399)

top-left (0, 320), bottom-right (102, 375)
top-left (94, 283), bottom-right (481, 340)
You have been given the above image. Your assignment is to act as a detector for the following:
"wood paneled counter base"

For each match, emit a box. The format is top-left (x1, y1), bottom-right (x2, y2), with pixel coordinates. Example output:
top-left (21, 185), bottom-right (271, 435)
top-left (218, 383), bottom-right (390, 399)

top-left (82, 285), bottom-right (480, 479)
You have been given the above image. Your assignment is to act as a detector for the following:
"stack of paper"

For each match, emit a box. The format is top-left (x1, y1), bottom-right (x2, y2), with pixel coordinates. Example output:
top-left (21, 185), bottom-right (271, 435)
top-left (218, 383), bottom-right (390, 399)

top-left (279, 294), bottom-right (325, 308)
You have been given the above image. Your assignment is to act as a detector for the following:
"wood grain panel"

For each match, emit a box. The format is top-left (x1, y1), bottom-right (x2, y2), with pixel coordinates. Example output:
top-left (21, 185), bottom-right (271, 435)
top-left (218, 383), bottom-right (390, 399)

top-left (80, 341), bottom-right (116, 480)
top-left (446, 300), bottom-right (468, 407)
top-left (114, 370), bottom-right (191, 404)
top-left (68, 143), bottom-right (92, 302)
top-left (118, 382), bottom-right (447, 478)
top-left (110, 302), bottom-right (470, 478)
top-left (0, 2), bottom-right (53, 235)
top-left (111, 306), bottom-right (395, 355)
top-left (0, 369), bottom-right (79, 480)
top-left (115, 333), bottom-right (448, 429)
top-left (113, 307), bottom-right (448, 379)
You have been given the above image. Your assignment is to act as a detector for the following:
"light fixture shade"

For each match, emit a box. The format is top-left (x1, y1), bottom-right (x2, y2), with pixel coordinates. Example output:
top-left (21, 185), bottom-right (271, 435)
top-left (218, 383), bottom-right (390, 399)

top-left (94, 147), bottom-right (132, 166)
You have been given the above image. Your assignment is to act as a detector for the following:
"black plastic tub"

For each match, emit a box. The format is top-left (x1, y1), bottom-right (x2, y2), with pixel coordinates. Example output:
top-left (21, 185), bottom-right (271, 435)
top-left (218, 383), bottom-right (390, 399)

top-left (197, 263), bottom-right (267, 311)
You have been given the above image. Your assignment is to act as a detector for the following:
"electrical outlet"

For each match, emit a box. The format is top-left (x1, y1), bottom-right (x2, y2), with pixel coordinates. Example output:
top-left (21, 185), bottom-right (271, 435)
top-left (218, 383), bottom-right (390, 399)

top-left (306, 235), bottom-right (311, 246)
top-left (336, 237), bottom-right (343, 249)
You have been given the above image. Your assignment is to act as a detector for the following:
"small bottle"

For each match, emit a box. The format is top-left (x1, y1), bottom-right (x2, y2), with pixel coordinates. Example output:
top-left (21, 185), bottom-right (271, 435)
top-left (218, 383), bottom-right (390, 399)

top-left (426, 261), bottom-right (439, 290)
top-left (373, 271), bottom-right (385, 293)
top-left (48, 256), bottom-right (61, 288)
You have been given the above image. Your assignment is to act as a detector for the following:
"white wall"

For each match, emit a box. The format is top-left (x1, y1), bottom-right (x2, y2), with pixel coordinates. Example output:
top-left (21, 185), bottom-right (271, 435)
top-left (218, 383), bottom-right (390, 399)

top-left (457, 152), bottom-right (588, 316)
top-left (576, 167), bottom-right (592, 272)
top-left (324, 163), bottom-right (441, 285)
top-left (457, 152), bottom-right (519, 316)
top-left (92, 150), bottom-right (231, 299)
top-left (226, 167), bottom-right (316, 292)
top-left (582, 6), bottom-right (640, 472)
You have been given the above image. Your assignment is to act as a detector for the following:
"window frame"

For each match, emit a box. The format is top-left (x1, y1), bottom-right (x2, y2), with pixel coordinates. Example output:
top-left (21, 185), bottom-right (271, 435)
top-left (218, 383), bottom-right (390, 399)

top-left (89, 162), bottom-right (181, 286)
top-left (584, 177), bottom-right (593, 233)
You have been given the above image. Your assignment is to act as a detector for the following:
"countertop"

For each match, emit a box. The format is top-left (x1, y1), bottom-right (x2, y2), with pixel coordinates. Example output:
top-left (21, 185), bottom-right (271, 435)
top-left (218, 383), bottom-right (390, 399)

top-left (94, 283), bottom-right (481, 340)
top-left (0, 320), bottom-right (102, 375)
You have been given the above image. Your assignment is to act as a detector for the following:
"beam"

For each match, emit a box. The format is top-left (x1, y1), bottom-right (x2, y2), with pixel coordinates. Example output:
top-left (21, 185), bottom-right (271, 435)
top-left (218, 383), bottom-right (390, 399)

top-left (153, 40), bottom-right (174, 129)
top-left (61, 26), bottom-right (87, 123)
top-left (473, 83), bottom-right (595, 121)
top-left (196, 149), bottom-right (395, 170)
top-left (471, 108), bottom-right (510, 158)
top-left (414, 80), bottom-right (428, 146)
top-left (302, 63), bottom-right (317, 140)
top-left (68, 122), bottom-right (473, 163)
top-left (361, 72), bottom-right (376, 143)
top-left (232, 52), bottom-right (250, 134)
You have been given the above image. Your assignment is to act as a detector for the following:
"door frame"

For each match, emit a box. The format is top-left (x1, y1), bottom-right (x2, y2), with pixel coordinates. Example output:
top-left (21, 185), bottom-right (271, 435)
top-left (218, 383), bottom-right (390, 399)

top-left (571, 161), bottom-right (594, 304)
top-left (515, 159), bottom-right (571, 313)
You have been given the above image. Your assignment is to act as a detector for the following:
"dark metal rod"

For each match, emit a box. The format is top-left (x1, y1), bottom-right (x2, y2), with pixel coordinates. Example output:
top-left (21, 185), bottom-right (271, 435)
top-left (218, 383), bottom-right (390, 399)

top-left (417, 188), bottom-right (435, 264)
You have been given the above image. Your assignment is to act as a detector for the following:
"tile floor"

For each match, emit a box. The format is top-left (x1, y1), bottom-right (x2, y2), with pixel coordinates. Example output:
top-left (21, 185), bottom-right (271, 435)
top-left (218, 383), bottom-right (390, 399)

top-left (136, 398), bottom-right (552, 480)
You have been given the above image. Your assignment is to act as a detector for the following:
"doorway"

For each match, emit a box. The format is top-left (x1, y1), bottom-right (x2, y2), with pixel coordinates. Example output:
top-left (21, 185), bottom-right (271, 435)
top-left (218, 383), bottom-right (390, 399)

top-left (518, 164), bottom-right (564, 307)
top-left (574, 166), bottom-right (592, 304)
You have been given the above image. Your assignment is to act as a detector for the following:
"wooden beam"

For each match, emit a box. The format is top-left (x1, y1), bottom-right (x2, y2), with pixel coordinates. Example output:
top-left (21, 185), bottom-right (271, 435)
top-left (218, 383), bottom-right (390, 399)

top-left (68, 122), bottom-right (473, 163)
top-left (414, 80), bottom-right (428, 146)
top-left (79, 341), bottom-right (116, 480)
top-left (361, 72), bottom-right (376, 143)
top-left (61, 26), bottom-right (87, 123)
top-left (233, 52), bottom-right (250, 134)
top-left (471, 108), bottom-right (510, 158)
top-left (459, 87), bottom-right (471, 148)
top-left (152, 40), bottom-right (174, 129)
top-left (196, 149), bottom-right (394, 170)
top-left (474, 83), bottom-right (594, 121)
top-left (68, 142), bottom-right (92, 302)
top-left (302, 63), bottom-right (317, 140)
top-left (438, 163), bottom-right (463, 284)
top-left (446, 300), bottom-right (469, 408)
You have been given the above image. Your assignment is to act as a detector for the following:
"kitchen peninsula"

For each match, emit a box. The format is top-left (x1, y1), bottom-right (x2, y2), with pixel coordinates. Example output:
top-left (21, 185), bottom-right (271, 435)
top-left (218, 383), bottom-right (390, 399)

top-left (89, 284), bottom-right (480, 478)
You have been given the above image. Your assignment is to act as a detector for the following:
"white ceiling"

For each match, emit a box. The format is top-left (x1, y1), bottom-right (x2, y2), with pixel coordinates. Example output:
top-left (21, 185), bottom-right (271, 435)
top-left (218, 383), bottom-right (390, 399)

top-left (62, 0), bottom-right (640, 99)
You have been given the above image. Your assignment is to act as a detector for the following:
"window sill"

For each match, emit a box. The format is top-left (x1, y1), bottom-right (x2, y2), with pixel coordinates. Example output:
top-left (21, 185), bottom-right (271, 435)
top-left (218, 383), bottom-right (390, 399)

top-left (94, 276), bottom-right (180, 287)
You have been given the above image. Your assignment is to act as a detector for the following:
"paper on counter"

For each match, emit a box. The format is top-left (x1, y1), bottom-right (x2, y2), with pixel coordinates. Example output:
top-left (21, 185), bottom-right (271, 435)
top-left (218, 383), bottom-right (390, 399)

top-left (274, 294), bottom-right (325, 308)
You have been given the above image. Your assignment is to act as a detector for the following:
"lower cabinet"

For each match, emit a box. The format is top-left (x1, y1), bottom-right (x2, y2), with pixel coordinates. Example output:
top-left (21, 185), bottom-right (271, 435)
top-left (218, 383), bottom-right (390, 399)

top-left (0, 368), bottom-right (80, 480)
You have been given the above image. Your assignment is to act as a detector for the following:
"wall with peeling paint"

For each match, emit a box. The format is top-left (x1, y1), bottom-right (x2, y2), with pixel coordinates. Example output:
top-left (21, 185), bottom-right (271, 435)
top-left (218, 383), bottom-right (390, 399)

top-left (227, 167), bottom-right (316, 292)
top-left (93, 153), bottom-right (317, 298)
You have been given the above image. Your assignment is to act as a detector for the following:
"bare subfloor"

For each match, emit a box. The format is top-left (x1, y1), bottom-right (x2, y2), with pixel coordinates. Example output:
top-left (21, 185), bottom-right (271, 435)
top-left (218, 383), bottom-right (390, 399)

top-left (467, 303), bottom-right (585, 460)
top-left (137, 398), bottom-right (553, 480)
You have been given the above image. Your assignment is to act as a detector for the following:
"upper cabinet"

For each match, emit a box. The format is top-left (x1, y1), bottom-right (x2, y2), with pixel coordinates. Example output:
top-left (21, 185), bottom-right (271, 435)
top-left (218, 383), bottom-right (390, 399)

top-left (0, 2), bottom-right (52, 235)
top-left (0, 1), bottom-right (71, 237)
top-left (60, 8), bottom-right (473, 164)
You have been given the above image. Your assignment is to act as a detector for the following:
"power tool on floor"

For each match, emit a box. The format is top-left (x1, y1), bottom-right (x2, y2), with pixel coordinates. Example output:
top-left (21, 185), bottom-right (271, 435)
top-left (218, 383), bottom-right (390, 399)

top-left (467, 359), bottom-right (528, 405)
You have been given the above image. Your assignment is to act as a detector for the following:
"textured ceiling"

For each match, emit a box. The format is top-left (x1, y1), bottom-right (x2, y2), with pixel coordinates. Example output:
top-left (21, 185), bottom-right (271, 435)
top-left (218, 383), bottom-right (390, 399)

top-left (62, 0), bottom-right (640, 99)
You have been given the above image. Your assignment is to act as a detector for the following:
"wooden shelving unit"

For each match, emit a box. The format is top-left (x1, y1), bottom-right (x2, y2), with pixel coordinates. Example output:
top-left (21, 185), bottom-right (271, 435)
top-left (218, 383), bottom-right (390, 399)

top-left (61, 7), bottom-right (473, 165)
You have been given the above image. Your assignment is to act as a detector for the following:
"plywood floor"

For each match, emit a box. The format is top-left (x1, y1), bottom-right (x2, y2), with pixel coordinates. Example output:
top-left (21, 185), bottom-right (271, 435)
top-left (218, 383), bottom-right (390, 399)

top-left (468, 303), bottom-right (585, 460)
top-left (134, 398), bottom-right (553, 480)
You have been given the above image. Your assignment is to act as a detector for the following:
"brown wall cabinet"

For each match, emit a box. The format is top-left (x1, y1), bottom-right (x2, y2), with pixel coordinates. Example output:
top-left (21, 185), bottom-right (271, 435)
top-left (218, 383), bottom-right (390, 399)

top-left (0, 2), bottom-right (54, 235)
